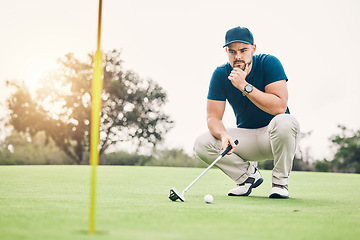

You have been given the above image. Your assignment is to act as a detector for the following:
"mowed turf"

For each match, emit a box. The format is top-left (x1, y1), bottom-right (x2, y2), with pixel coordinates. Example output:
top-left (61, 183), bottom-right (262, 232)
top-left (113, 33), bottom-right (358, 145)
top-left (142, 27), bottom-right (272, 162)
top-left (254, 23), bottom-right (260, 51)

top-left (0, 166), bottom-right (359, 240)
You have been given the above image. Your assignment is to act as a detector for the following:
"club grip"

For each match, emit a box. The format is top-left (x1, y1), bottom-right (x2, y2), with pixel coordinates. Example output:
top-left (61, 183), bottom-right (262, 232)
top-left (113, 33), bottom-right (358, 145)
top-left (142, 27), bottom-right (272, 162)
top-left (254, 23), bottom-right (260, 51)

top-left (221, 139), bottom-right (239, 157)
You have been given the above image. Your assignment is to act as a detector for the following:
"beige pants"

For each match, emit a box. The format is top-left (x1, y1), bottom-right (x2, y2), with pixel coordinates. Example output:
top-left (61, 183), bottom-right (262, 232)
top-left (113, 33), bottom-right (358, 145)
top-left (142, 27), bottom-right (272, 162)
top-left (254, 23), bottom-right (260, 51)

top-left (193, 114), bottom-right (300, 186)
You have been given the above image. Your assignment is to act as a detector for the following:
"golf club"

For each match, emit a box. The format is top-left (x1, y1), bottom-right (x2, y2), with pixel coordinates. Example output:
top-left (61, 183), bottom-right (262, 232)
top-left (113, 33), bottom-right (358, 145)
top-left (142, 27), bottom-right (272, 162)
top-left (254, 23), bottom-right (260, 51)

top-left (169, 139), bottom-right (239, 202)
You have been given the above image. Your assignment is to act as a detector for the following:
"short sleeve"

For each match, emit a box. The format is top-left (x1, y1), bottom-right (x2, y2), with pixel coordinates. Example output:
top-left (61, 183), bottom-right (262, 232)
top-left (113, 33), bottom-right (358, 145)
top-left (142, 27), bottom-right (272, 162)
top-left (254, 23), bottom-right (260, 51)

top-left (262, 55), bottom-right (288, 85)
top-left (207, 67), bottom-right (227, 101)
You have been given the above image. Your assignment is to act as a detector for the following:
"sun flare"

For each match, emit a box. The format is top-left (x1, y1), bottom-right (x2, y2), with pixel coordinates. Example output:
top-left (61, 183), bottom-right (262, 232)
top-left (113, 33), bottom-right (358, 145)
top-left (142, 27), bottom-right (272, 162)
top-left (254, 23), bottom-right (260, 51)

top-left (22, 56), bottom-right (57, 92)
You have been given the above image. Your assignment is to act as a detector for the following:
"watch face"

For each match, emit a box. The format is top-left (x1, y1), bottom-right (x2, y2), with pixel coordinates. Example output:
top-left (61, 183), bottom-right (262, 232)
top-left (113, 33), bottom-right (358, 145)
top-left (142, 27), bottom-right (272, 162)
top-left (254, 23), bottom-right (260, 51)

top-left (245, 84), bottom-right (253, 93)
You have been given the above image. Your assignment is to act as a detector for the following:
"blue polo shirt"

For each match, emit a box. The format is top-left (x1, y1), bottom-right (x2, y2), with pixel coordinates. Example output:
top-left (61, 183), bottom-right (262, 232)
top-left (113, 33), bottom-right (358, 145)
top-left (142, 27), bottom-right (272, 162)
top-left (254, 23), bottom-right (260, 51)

top-left (207, 54), bottom-right (290, 129)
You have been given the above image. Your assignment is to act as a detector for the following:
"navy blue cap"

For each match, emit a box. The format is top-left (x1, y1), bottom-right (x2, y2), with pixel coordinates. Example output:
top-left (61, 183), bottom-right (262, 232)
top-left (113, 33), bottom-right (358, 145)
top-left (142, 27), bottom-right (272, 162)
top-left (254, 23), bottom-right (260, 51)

top-left (223, 26), bottom-right (254, 47)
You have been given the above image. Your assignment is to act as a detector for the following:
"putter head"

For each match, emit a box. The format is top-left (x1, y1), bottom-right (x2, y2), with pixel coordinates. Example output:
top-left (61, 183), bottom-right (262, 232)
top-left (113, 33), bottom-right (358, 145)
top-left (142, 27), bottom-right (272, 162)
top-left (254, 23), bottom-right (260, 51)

top-left (168, 187), bottom-right (185, 202)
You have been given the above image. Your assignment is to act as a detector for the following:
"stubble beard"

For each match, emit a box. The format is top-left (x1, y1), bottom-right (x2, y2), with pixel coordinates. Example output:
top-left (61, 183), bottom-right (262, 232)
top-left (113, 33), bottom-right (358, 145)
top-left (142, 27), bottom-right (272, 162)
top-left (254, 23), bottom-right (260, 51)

top-left (233, 60), bottom-right (252, 71)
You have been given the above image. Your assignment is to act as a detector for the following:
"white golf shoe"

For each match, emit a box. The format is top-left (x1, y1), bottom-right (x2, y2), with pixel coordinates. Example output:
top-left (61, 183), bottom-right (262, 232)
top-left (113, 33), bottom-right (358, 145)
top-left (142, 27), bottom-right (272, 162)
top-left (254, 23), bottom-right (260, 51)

top-left (269, 183), bottom-right (289, 199)
top-left (228, 167), bottom-right (263, 196)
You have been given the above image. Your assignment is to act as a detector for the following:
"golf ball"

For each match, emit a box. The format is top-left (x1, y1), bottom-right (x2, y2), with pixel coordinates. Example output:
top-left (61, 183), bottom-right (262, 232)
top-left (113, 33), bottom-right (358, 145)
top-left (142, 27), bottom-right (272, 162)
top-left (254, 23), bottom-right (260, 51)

top-left (204, 194), bottom-right (214, 204)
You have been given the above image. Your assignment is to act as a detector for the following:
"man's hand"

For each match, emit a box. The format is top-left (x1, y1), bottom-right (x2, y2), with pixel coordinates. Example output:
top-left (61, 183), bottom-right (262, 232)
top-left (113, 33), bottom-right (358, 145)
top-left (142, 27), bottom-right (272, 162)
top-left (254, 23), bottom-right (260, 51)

top-left (221, 135), bottom-right (237, 155)
top-left (228, 64), bottom-right (249, 92)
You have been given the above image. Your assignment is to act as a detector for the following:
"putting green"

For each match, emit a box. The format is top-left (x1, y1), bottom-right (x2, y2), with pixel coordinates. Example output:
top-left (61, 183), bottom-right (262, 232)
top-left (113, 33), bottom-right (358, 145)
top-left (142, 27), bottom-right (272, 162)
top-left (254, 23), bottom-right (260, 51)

top-left (0, 166), bottom-right (359, 240)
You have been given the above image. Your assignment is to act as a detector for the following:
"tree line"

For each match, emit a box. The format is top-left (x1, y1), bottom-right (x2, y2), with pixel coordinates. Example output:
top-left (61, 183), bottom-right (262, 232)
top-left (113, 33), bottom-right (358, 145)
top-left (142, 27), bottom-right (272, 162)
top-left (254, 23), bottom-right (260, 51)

top-left (1, 125), bottom-right (360, 173)
top-left (1, 49), bottom-right (359, 173)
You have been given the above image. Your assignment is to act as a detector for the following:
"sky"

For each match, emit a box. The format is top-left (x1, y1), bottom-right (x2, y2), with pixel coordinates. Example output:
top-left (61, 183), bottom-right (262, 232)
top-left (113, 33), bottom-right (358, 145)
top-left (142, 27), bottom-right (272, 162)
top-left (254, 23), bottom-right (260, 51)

top-left (1, 0), bottom-right (360, 160)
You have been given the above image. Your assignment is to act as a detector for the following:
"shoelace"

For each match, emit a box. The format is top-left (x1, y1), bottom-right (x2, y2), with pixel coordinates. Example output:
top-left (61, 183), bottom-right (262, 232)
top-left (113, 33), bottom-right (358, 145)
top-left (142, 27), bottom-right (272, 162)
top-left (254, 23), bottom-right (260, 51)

top-left (238, 177), bottom-right (255, 186)
top-left (272, 183), bottom-right (288, 190)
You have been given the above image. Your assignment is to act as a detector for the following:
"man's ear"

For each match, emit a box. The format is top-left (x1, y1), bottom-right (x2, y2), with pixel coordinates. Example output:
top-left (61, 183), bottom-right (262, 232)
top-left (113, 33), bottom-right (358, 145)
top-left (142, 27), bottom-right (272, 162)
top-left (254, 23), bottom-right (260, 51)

top-left (252, 44), bottom-right (257, 54)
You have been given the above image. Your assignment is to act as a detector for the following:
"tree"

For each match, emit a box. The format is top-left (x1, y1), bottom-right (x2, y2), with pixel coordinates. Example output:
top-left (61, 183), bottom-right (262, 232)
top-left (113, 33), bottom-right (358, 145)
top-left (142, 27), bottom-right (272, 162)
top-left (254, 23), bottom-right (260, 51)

top-left (329, 125), bottom-right (360, 173)
top-left (0, 130), bottom-right (72, 165)
top-left (314, 159), bottom-right (332, 172)
top-left (6, 49), bottom-right (174, 164)
top-left (144, 148), bottom-right (207, 168)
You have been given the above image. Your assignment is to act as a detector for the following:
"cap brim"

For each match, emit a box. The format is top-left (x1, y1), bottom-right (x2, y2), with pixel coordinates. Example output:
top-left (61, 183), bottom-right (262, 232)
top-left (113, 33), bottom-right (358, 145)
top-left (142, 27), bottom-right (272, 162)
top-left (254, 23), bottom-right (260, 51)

top-left (223, 40), bottom-right (253, 48)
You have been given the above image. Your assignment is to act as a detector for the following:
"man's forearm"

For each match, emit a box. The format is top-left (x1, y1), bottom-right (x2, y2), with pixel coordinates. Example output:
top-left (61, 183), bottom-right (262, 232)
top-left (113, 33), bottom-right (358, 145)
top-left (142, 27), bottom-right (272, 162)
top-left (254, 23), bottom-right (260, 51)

top-left (207, 117), bottom-right (227, 141)
top-left (207, 117), bottom-right (236, 153)
top-left (229, 67), bottom-right (288, 116)
top-left (246, 87), bottom-right (287, 115)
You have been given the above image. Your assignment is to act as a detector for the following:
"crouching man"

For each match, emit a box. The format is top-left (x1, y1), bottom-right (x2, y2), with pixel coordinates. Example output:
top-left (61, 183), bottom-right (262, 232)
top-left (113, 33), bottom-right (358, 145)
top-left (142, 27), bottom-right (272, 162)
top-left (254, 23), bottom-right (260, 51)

top-left (194, 26), bottom-right (300, 198)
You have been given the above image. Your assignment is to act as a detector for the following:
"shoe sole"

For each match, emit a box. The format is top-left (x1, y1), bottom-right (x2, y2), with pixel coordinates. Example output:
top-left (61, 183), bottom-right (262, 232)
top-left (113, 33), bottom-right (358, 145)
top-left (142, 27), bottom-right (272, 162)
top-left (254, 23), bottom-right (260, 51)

top-left (228, 185), bottom-right (253, 196)
top-left (269, 193), bottom-right (289, 199)
top-left (227, 177), bottom-right (264, 197)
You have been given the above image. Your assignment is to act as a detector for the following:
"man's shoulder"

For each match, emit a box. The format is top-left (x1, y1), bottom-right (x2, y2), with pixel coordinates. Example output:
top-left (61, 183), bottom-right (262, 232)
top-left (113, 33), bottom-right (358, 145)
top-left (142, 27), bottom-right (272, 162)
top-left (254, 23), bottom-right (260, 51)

top-left (215, 62), bottom-right (231, 71)
top-left (255, 54), bottom-right (282, 66)
top-left (254, 54), bottom-right (287, 82)
top-left (213, 62), bottom-right (231, 77)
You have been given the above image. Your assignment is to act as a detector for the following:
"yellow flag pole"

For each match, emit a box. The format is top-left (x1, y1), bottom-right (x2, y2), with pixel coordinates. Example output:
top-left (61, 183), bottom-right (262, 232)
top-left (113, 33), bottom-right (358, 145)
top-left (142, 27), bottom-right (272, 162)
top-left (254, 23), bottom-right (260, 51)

top-left (89, 0), bottom-right (103, 234)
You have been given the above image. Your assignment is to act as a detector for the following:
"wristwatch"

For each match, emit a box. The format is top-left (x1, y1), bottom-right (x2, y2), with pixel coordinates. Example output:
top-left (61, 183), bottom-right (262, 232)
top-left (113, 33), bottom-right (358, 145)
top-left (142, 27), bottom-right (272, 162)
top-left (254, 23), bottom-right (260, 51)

top-left (243, 84), bottom-right (253, 96)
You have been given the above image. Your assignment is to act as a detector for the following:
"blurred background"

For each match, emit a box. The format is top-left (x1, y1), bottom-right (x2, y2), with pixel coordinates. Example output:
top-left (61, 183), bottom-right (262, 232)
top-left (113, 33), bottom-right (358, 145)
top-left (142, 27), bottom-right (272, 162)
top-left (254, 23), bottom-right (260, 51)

top-left (1, 0), bottom-right (359, 172)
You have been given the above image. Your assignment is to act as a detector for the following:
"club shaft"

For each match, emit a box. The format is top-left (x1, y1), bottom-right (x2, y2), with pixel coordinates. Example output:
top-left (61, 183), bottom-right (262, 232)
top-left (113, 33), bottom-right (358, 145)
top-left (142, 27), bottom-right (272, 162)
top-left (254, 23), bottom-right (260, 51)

top-left (181, 140), bottom-right (238, 197)
top-left (182, 154), bottom-right (222, 195)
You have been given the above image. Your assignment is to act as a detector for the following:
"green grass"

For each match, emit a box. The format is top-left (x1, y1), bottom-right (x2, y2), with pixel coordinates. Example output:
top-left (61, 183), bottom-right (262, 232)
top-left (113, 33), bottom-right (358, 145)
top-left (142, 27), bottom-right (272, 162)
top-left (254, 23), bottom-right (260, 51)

top-left (0, 166), bottom-right (359, 240)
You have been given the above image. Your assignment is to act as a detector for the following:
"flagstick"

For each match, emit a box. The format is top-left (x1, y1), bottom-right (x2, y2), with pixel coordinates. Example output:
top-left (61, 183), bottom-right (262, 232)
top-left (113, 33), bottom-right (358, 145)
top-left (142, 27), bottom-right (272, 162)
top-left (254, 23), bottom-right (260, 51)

top-left (89, 0), bottom-right (103, 234)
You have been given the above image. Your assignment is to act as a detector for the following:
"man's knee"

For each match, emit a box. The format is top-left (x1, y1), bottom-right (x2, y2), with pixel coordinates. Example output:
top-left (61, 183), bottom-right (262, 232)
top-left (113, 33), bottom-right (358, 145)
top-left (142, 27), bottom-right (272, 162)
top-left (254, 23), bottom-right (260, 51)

top-left (193, 133), bottom-right (209, 159)
top-left (193, 132), bottom-right (219, 161)
top-left (268, 114), bottom-right (300, 140)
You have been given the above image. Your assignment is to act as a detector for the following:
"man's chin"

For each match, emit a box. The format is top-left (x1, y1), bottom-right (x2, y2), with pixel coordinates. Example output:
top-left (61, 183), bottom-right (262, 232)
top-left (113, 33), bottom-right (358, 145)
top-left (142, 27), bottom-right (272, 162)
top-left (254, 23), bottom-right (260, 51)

top-left (234, 64), bottom-right (245, 69)
top-left (234, 65), bottom-right (245, 70)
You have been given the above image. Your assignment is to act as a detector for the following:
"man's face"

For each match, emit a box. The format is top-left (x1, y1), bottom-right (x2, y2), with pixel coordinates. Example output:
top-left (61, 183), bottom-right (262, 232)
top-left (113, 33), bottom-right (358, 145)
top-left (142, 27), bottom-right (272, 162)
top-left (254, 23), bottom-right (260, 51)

top-left (226, 42), bottom-right (256, 70)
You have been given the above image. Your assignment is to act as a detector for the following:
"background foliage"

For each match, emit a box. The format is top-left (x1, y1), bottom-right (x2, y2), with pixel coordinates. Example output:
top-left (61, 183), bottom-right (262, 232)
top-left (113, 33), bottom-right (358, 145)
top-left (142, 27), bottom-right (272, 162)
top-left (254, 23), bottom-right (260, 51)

top-left (1, 50), bottom-right (359, 173)
top-left (1, 126), bottom-right (360, 173)
top-left (5, 50), bottom-right (173, 164)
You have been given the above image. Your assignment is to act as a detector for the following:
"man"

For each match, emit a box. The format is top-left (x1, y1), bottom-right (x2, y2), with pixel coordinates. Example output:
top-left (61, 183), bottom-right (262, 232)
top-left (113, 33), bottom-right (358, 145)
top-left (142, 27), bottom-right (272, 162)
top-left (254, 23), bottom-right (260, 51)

top-left (194, 26), bottom-right (300, 199)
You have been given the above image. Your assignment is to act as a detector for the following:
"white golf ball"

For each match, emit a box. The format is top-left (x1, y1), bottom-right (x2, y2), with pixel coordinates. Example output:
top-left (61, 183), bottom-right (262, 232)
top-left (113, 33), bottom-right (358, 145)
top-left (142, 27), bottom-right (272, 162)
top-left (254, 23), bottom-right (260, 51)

top-left (204, 194), bottom-right (214, 204)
